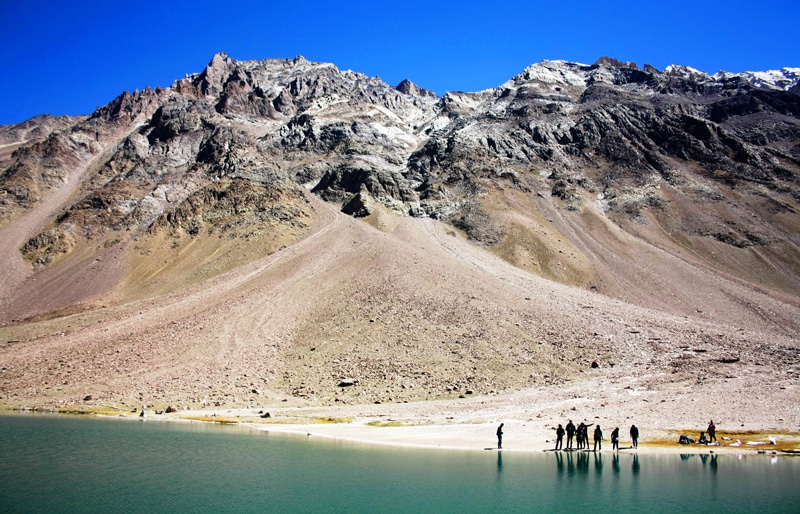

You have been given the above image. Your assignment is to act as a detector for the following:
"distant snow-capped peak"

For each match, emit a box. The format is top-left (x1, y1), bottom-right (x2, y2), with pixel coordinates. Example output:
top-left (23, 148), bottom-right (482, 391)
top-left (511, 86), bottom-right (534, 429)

top-left (712, 68), bottom-right (800, 91)
top-left (665, 64), bottom-right (800, 91)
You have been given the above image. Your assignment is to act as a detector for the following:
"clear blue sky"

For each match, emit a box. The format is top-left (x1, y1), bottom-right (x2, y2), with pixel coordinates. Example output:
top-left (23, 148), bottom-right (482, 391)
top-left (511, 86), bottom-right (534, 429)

top-left (1, 0), bottom-right (798, 125)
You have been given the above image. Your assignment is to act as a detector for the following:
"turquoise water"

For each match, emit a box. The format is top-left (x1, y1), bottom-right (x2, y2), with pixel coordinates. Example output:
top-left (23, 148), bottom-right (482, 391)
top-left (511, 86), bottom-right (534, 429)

top-left (1, 414), bottom-right (798, 513)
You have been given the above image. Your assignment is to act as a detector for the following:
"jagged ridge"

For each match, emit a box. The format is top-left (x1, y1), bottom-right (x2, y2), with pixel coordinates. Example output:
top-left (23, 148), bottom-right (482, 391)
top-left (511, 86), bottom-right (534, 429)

top-left (1, 53), bottom-right (799, 322)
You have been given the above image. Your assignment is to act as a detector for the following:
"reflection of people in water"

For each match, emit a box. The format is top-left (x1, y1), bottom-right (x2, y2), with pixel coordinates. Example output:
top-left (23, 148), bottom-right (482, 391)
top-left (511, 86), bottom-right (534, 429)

top-left (612, 452), bottom-right (620, 473)
top-left (577, 450), bottom-right (590, 474)
top-left (632, 454), bottom-right (640, 475)
top-left (497, 450), bottom-right (503, 475)
top-left (700, 453), bottom-right (718, 473)
top-left (555, 450), bottom-right (564, 475)
top-left (593, 451), bottom-right (604, 474)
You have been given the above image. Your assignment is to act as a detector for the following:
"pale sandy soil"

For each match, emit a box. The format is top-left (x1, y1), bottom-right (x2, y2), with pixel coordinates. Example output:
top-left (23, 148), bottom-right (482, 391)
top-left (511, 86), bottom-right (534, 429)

top-left (1, 196), bottom-right (798, 456)
top-left (76, 384), bottom-right (800, 455)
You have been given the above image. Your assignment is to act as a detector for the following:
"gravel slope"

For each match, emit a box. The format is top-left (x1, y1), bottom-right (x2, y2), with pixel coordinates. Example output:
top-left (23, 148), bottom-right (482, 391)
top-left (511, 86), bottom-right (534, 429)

top-left (1, 195), bottom-right (798, 445)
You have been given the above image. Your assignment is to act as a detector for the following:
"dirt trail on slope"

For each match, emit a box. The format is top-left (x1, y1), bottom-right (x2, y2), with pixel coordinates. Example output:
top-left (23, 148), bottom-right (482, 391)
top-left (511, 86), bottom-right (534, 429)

top-left (0, 196), bottom-right (798, 438)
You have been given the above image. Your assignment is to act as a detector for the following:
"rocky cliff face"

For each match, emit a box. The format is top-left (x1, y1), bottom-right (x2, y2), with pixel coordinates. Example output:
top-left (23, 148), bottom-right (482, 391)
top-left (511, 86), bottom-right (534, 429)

top-left (1, 53), bottom-right (799, 321)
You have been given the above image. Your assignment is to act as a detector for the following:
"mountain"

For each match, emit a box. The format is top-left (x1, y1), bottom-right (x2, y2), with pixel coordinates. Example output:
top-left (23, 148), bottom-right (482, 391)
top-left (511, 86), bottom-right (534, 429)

top-left (0, 53), bottom-right (798, 416)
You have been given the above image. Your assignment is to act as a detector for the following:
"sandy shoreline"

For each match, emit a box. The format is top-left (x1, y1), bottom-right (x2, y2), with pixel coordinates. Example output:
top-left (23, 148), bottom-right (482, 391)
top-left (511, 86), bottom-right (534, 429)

top-left (3, 371), bottom-right (799, 456)
top-left (7, 381), bottom-right (797, 456)
top-left (243, 421), bottom-right (796, 456)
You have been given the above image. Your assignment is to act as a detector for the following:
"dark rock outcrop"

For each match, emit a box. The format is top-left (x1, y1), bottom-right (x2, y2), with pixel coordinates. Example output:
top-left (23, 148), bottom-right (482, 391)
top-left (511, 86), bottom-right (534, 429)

top-left (2, 53), bottom-right (799, 316)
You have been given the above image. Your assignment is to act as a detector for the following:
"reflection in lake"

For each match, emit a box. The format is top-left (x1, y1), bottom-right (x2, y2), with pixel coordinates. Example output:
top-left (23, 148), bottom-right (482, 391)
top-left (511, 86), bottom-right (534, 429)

top-left (1, 415), bottom-right (798, 514)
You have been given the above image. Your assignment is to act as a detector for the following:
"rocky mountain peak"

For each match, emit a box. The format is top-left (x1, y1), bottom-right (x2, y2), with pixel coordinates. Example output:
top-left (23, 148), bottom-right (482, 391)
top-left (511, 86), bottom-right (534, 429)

top-left (395, 79), bottom-right (437, 98)
top-left (1, 53), bottom-right (799, 422)
top-left (1, 53), bottom-right (799, 325)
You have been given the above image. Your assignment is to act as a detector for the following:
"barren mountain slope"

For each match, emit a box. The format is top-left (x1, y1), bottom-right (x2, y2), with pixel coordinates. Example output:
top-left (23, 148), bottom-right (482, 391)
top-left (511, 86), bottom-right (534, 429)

top-left (0, 195), bottom-right (797, 418)
top-left (0, 55), bottom-right (799, 426)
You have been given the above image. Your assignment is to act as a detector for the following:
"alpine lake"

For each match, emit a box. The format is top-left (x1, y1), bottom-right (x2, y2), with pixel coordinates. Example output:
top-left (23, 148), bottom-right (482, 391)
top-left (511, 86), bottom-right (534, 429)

top-left (1, 413), bottom-right (798, 513)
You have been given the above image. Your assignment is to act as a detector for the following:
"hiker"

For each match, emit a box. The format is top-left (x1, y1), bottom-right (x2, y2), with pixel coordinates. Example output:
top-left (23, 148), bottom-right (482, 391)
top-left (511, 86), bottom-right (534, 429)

top-left (593, 425), bottom-right (603, 451)
top-left (581, 423), bottom-right (594, 449)
top-left (707, 420), bottom-right (717, 443)
top-left (576, 422), bottom-right (585, 449)
top-left (630, 424), bottom-right (639, 449)
top-left (555, 424), bottom-right (565, 450)
top-left (611, 427), bottom-right (620, 451)
top-left (565, 420), bottom-right (576, 449)
top-left (699, 432), bottom-right (708, 444)
top-left (497, 423), bottom-right (504, 449)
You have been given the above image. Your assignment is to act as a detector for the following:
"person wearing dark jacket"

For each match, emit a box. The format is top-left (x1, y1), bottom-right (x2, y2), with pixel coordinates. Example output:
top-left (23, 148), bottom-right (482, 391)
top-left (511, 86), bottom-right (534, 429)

top-left (497, 423), bottom-right (504, 449)
top-left (565, 420), bottom-right (576, 450)
top-left (594, 425), bottom-right (603, 451)
top-left (707, 420), bottom-right (717, 443)
top-left (611, 427), bottom-right (620, 451)
top-left (555, 424), bottom-right (565, 450)
top-left (579, 423), bottom-right (593, 449)
top-left (630, 425), bottom-right (639, 449)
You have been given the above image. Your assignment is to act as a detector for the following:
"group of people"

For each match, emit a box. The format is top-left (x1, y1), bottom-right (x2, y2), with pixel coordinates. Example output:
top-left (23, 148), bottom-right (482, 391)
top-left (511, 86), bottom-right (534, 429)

top-left (493, 420), bottom-right (640, 451)
top-left (553, 421), bottom-right (639, 451)
top-left (698, 420), bottom-right (718, 445)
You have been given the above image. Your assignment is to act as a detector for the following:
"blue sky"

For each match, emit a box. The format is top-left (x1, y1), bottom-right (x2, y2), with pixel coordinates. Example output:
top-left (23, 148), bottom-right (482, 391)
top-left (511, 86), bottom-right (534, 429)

top-left (1, 0), bottom-right (798, 124)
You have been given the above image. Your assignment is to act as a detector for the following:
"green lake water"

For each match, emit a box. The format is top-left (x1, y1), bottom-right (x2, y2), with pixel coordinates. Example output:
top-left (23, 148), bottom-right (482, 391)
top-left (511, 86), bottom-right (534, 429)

top-left (1, 414), bottom-right (798, 513)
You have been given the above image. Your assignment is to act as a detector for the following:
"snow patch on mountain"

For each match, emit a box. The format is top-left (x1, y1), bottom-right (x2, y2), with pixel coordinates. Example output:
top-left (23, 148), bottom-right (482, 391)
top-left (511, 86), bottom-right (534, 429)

top-left (713, 68), bottom-right (800, 91)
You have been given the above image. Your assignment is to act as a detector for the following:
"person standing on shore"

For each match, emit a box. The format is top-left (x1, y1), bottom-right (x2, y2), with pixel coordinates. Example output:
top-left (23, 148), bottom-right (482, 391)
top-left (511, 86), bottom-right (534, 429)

top-left (580, 423), bottom-right (593, 450)
top-left (630, 424), bottom-right (639, 449)
top-left (594, 425), bottom-right (603, 451)
top-left (611, 427), bottom-right (620, 452)
top-left (555, 424), bottom-right (565, 450)
top-left (707, 420), bottom-right (716, 443)
top-left (566, 420), bottom-right (576, 450)
top-left (497, 423), bottom-right (504, 449)
top-left (576, 422), bottom-right (585, 449)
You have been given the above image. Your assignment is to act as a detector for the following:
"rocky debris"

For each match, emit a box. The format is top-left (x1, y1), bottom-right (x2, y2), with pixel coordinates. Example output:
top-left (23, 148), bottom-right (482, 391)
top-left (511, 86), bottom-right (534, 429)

top-left (0, 53), bottom-right (799, 417)
top-left (341, 190), bottom-right (374, 218)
